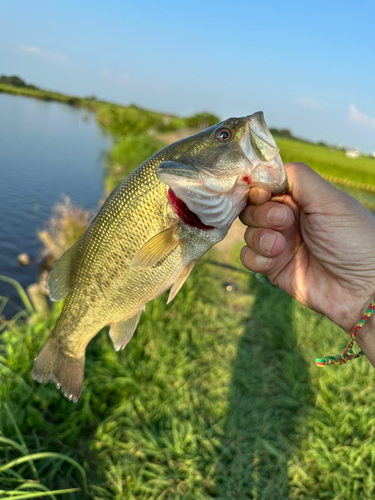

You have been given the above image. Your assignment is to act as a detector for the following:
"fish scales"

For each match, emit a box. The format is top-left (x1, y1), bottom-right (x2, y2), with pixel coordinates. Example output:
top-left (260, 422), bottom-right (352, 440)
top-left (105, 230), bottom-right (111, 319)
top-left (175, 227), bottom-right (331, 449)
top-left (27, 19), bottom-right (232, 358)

top-left (32, 112), bottom-right (288, 401)
top-left (56, 155), bottom-right (185, 350)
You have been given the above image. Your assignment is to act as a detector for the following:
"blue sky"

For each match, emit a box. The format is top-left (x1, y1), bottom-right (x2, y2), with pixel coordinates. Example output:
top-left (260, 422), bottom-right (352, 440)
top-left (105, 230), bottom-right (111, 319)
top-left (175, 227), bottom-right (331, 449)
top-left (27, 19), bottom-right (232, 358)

top-left (1, 0), bottom-right (374, 151)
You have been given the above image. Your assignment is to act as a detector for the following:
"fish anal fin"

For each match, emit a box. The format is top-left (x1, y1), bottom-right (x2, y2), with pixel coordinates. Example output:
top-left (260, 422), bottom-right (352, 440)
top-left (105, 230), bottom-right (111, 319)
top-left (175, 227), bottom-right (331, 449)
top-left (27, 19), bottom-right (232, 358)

top-left (47, 240), bottom-right (80, 301)
top-left (109, 306), bottom-right (145, 351)
top-left (130, 226), bottom-right (180, 270)
top-left (167, 260), bottom-right (196, 304)
top-left (32, 333), bottom-right (84, 403)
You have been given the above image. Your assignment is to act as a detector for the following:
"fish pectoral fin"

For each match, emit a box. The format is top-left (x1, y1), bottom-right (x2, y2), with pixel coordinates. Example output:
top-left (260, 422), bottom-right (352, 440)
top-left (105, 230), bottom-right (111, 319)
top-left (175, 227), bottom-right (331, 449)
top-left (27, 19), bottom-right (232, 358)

top-left (130, 226), bottom-right (180, 270)
top-left (167, 260), bottom-right (196, 304)
top-left (109, 306), bottom-right (145, 352)
top-left (46, 240), bottom-right (81, 301)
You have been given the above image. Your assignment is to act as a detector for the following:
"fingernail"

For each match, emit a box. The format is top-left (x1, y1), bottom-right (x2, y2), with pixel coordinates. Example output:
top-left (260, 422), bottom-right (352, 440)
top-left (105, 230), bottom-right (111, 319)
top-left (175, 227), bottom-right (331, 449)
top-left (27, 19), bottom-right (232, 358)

top-left (255, 255), bottom-right (273, 267)
top-left (260, 233), bottom-right (276, 254)
top-left (267, 207), bottom-right (287, 227)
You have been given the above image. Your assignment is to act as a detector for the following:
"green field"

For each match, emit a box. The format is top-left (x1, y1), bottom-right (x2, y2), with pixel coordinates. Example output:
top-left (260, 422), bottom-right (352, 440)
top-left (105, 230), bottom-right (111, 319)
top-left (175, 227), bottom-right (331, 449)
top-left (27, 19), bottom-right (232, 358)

top-left (2, 84), bottom-right (375, 498)
top-left (277, 137), bottom-right (375, 192)
top-left (2, 248), bottom-right (375, 499)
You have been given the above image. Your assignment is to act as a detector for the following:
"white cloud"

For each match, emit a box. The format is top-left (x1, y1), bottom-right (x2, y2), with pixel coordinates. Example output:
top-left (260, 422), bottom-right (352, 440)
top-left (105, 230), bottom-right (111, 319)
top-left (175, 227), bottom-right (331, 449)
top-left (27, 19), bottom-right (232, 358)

top-left (298, 97), bottom-right (321, 110)
top-left (22, 46), bottom-right (41, 54)
top-left (100, 69), bottom-right (128, 85)
top-left (100, 68), bottom-right (111, 79)
top-left (348, 104), bottom-right (375, 129)
top-left (18, 45), bottom-right (66, 63)
top-left (118, 73), bottom-right (128, 84)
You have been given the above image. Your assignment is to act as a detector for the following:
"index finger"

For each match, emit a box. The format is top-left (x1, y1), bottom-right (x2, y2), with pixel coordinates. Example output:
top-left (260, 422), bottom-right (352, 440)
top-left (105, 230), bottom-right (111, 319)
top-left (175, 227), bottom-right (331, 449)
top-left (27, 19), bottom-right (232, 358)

top-left (248, 186), bottom-right (272, 205)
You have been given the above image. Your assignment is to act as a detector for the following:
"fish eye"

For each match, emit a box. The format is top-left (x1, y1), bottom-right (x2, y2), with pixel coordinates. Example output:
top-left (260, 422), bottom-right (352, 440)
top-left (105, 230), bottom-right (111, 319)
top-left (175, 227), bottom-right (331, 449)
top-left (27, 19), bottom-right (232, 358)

top-left (215, 128), bottom-right (231, 141)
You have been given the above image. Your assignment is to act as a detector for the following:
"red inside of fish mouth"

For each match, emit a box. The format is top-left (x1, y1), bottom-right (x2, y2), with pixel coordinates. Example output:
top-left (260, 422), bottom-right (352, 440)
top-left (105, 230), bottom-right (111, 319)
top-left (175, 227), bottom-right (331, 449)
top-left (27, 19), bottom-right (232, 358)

top-left (168, 188), bottom-right (215, 230)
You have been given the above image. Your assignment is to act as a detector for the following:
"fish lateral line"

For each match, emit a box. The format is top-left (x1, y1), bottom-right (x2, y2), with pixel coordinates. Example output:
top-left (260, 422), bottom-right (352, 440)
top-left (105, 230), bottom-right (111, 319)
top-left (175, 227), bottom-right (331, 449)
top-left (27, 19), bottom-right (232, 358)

top-left (167, 188), bottom-right (215, 230)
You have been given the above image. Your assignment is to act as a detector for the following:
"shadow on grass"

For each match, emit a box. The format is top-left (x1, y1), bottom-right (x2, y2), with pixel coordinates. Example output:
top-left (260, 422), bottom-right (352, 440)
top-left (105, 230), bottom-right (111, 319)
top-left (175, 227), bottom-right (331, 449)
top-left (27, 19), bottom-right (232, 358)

top-left (215, 273), bottom-right (311, 499)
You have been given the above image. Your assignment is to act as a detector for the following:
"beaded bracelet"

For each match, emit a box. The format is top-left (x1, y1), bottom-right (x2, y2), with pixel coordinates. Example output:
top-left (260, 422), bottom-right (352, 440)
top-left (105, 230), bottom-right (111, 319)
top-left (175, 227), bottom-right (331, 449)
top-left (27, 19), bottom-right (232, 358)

top-left (316, 298), bottom-right (375, 367)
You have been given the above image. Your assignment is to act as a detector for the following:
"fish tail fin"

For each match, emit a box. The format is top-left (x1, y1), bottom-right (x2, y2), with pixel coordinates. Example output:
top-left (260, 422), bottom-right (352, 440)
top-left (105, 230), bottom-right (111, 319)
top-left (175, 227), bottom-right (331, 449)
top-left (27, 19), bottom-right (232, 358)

top-left (32, 332), bottom-right (85, 403)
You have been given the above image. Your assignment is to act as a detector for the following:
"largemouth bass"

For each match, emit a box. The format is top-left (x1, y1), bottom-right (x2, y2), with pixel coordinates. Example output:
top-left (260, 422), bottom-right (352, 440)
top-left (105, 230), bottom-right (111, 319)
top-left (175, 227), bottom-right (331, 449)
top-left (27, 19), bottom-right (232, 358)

top-left (32, 112), bottom-right (287, 401)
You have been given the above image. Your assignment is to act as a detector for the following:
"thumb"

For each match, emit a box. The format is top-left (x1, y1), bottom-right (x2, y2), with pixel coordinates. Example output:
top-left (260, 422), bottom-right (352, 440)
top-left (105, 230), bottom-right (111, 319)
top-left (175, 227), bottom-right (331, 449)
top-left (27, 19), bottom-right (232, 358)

top-left (282, 162), bottom-right (342, 212)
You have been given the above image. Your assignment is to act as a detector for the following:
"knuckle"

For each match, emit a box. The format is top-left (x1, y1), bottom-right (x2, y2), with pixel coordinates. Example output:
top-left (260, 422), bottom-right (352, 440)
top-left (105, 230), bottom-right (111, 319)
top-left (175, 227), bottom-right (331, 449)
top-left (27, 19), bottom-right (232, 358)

top-left (252, 228), bottom-right (261, 250)
top-left (240, 246), bottom-right (253, 270)
top-left (248, 206), bottom-right (261, 226)
top-left (241, 205), bottom-right (256, 226)
top-left (244, 227), bottom-right (262, 252)
top-left (243, 226), bottom-right (253, 246)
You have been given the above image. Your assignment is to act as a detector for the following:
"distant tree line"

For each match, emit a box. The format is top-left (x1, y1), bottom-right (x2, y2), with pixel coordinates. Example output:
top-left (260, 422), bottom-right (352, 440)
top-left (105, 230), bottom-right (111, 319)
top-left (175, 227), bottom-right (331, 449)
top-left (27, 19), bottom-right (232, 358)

top-left (186, 112), bottom-right (220, 130)
top-left (269, 128), bottom-right (295, 139)
top-left (0, 74), bottom-right (39, 90)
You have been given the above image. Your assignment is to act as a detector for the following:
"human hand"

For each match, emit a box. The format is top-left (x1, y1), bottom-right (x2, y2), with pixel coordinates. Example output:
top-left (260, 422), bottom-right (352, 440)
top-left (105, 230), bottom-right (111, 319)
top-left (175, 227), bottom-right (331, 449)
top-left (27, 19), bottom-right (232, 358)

top-left (240, 162), bottom-right (375, 335)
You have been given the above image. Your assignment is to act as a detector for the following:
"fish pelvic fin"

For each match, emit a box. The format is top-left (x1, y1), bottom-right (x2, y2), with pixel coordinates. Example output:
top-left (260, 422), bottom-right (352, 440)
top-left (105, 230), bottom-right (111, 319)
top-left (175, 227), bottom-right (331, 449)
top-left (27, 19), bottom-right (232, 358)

top-left (32, 333), bottom-right (84, 403)
top-left (109, 306), bottom-right (145, 352)
top-left (167, 261), bottom-right (196, 304)
top-left (47, 240), bottom-right (80, 301)
top-left (130, 226), bottom-right (180, 270)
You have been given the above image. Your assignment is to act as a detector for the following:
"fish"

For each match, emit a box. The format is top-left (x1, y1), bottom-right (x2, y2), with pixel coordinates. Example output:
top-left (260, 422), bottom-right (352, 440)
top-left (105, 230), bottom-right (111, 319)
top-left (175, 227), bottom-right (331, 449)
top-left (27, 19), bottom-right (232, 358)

top-left (32, 111), bottom-right (288, 402)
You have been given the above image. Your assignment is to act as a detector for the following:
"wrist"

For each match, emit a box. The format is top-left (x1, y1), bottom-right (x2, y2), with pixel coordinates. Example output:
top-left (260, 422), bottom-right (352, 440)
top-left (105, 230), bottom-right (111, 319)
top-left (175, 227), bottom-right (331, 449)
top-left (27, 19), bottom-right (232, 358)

top-left (344, 292), bottom-right (375, 335)
top-left (354, 307), bottom-right (375, 367)
top-left (316, 296), bottom-right (375, 368)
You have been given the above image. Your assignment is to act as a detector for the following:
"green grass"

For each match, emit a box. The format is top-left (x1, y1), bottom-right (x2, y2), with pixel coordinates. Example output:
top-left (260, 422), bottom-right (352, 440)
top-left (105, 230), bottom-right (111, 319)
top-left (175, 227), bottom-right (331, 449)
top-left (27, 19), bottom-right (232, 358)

top-left (277, 137), bottom-right (375, 191)
top-left (2, 247), bottom-right (375, 498)
top-left (96, 105), bottom-right (169, 137)
top-left (104, 133), bottom-right (166, 193)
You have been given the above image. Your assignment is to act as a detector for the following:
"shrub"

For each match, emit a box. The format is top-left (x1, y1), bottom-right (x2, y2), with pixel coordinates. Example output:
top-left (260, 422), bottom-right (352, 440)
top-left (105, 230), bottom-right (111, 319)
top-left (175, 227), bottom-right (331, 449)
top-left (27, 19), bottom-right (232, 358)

top-left (105, 133), bottom-right (166, 192)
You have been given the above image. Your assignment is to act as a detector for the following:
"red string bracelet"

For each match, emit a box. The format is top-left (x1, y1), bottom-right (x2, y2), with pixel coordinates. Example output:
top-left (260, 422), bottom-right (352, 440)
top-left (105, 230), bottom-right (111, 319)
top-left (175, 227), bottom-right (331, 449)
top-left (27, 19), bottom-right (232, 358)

top-left (316, 299), bottom-right (375, 367)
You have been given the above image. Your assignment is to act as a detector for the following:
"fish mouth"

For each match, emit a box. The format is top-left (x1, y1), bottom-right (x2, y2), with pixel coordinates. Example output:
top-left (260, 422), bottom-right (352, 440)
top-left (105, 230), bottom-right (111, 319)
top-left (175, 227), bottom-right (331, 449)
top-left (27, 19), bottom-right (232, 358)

top-left (240, 112), bottom-right (288, 194)
top-left (156, 112), bottom-right (288, 230)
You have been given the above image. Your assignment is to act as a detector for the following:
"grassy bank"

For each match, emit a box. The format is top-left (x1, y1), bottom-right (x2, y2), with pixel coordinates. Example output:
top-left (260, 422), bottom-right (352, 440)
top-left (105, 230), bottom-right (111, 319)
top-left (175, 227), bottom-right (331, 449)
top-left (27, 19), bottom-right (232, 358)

top-left (0, 83), bottom-right (103, 110)
top-left (0, 82), bottom-right (219, 138)
top-left (2, 248), bottom-right (375, 498)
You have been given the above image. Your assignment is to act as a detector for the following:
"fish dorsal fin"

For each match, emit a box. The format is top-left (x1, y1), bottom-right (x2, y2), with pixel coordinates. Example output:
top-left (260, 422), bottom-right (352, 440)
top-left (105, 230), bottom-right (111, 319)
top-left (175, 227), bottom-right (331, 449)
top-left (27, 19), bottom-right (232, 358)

top-left (130, 226), bottom-right (180, 270)
top-left (46, 240), bottom-right (80, 302)
top-left (109, 306), bottom-right (145, 351)
top-left (167, 260), bottom-right (196, 304)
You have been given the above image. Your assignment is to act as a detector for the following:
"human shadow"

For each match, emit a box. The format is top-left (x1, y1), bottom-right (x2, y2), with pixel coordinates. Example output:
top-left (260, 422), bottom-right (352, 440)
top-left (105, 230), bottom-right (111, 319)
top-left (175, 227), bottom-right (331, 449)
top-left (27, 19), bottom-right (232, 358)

top-left (215, 273), bottom-right (311, 499)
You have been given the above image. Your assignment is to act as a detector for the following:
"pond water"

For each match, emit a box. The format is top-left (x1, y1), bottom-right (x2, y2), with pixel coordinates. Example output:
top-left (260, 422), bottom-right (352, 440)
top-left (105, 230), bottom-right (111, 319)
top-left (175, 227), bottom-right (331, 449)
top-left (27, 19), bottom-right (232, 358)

top-left (0, 93), bottom-right (111, 316)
